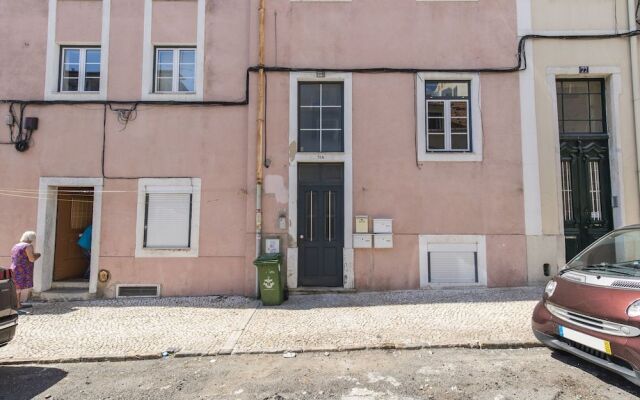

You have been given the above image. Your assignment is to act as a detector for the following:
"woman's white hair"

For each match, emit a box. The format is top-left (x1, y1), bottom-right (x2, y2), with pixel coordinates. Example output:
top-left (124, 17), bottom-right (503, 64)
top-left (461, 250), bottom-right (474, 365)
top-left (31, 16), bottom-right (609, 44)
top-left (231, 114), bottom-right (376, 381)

top-left (20, 231), bottom-right (36, 243)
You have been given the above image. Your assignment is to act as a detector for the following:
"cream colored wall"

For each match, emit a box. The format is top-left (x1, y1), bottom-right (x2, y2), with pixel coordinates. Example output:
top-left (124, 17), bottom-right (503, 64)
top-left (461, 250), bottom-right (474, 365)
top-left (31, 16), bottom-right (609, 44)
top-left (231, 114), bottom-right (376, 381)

top-left (528, 0), bottom-right (640, 279)
top-left (532, 0), bottom-right (630, 32)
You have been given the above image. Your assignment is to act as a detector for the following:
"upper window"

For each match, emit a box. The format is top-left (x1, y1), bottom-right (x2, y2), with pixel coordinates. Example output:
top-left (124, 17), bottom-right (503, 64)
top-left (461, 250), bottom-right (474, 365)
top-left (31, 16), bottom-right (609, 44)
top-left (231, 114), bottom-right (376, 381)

top-left (556, 79), bottom-right (606, 135)
top-left (155, 48), bottom-right (196, 93)
top-left (298, 82), bottom-right (344, 152)
top-left (59, 47), bottom-right (101, 92)
top-left (425, 81), bottom-right (471, 152)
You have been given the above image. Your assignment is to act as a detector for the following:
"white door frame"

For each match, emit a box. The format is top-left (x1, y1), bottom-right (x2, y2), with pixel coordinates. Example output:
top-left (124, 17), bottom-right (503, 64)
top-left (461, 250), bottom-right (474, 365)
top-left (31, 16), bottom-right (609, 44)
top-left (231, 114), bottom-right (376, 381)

top-left (287, 72), bottom-right (354, 289)
top-left (35, 177), bottom-right (103, 294)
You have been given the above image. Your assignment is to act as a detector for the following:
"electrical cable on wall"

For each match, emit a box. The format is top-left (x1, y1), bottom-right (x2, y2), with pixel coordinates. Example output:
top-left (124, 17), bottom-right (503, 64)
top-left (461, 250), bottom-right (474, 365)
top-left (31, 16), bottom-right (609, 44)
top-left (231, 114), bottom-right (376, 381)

top-left (1, 28), bottom-right (640, 177)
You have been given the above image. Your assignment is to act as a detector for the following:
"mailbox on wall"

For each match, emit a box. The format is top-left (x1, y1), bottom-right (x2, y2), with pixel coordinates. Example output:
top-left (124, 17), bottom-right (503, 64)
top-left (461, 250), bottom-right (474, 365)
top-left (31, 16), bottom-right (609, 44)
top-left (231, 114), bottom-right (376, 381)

top-left (353, 234), bottom-right (373, 248)
top-left (373, 219), bottom-right (393, 249)
top-left (374, 234), bottom-right (393, 249)
top-left (355, 216), bottom-right (369, 234)
top-left (373, 219), bottom-right (393, 234)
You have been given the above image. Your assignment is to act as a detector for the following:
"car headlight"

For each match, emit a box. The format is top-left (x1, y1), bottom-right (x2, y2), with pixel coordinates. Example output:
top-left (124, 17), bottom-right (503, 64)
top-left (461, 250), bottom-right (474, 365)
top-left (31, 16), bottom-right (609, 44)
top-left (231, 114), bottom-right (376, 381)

top-left (627, 300), bottom-right (640, 318)
top-left (545, 280), bottom-right (557, 297)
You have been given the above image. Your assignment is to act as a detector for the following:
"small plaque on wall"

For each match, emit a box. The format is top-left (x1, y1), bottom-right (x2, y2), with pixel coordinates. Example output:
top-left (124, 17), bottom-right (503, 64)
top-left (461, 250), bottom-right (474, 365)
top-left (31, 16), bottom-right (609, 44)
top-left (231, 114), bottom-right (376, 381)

top-left (265, 238), bottom-right (280, 254)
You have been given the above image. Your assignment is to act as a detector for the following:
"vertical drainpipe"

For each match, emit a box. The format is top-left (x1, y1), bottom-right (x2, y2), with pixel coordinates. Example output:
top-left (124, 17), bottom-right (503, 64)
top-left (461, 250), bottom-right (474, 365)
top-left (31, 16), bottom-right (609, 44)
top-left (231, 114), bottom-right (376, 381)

top-left (256, 0), bottom-right (266, 273)
top-left (629, 0), bottom-right (640, 204)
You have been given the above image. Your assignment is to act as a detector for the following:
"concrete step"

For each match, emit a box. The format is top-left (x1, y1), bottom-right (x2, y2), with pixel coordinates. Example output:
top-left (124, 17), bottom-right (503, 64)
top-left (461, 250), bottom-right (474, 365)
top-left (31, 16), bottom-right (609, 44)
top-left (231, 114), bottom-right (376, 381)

top-left (51, 280), bottom-right (90, 290)
top-left (289, 287), bottom-right (357, 295)
top-left (33, 288), bottom-right (94, 302)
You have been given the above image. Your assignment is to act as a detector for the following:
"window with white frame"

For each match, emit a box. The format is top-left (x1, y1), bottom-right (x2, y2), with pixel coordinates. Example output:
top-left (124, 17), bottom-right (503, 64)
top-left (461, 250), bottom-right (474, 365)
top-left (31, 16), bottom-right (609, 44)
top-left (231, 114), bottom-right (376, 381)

top-left (154, 48), bottom-right (196, 93)
top-left (144, 189), bottom-right (192, 249)
top-left (419, 235), bottom-right (487, 287)
top-left (59, 47), bottom-right (101, 92)
top-left (428, 243), bottom-right (478, 284)
top-left (298, 82), bottom-right (344, 152)
top-left (136, 179), bottom-right (201, 257)
top-left (425, 81), bottom-right (471, 152)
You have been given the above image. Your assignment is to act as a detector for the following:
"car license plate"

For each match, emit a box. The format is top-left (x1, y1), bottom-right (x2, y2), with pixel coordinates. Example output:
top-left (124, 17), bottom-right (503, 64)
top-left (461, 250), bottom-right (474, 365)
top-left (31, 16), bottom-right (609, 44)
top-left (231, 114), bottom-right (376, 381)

top-left (559, 325), bottom-right (612, 355)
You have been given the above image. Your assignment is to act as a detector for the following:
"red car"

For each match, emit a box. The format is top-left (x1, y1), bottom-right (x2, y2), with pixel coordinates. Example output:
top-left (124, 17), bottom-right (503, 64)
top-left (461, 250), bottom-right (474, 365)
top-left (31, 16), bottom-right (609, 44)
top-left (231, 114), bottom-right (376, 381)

top-left (0, 268), bottom-right (18, 347)
top-left (533, 225), bottom-right (640, 386)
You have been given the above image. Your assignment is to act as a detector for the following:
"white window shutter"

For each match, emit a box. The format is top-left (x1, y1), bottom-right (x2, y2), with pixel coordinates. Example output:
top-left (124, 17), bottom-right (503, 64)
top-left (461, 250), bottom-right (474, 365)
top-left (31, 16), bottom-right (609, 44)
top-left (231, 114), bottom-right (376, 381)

top-left (145, 193), bottom-right (192, 248)
top-left (429, 251), bottom-right (477, 284)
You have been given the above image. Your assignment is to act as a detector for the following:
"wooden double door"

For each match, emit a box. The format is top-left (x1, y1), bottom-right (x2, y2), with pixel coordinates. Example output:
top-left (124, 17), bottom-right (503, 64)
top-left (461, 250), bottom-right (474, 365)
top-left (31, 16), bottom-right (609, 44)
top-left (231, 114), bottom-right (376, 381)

top-left (297, 164), bottom-right (344, 287)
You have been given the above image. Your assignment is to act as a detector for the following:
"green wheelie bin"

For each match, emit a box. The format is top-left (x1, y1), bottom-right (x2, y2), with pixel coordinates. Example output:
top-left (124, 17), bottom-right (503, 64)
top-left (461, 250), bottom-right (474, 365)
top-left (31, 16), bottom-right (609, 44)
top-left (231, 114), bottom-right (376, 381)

top-left (253, 253), bottom-right (284, 306)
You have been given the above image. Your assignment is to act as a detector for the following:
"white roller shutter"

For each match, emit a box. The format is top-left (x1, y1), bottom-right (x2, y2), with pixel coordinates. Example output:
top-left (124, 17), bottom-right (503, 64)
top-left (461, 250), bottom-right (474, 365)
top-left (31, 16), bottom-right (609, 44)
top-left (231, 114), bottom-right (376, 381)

top-left (428, 243), bottom-right (477, 284)
top-left (144, 192), bottom-right (192, 249)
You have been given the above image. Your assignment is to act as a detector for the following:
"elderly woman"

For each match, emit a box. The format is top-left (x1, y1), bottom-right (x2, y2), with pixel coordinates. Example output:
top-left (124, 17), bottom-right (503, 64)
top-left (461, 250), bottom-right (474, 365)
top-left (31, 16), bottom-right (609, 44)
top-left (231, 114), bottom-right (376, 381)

top-left (11, 231), bottom-right (40, 309)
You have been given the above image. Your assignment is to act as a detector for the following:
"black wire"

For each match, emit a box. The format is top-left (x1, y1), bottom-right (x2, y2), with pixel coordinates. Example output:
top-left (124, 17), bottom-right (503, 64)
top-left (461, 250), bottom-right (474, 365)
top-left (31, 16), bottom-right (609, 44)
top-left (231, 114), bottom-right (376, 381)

top-left (1, 30), bottom-right (639, 109)
top-left (3, 29), bottom-right (640, 173)
top-left (102, 104), bottom-right (107, 178)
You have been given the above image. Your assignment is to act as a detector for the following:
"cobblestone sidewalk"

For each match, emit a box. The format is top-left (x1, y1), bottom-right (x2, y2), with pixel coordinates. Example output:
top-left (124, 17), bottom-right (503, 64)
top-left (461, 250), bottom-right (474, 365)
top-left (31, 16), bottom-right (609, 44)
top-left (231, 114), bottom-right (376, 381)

top-left (0, 287), bottom-right (543, 363)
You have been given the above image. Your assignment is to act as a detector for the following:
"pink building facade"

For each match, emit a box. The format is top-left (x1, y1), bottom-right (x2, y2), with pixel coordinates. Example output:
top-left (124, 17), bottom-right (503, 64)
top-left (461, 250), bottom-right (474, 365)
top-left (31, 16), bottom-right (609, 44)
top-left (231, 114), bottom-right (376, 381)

top-left (0, 0), bottom-right (529, 299)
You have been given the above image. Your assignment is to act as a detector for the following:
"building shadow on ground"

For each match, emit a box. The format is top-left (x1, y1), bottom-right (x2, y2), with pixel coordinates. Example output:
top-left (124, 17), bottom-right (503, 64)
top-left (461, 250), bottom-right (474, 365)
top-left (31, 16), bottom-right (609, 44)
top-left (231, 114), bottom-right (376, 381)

top-left (0, 365), bottom-right (67, 400)
top-left (550, 350), bottom-right (640, 397)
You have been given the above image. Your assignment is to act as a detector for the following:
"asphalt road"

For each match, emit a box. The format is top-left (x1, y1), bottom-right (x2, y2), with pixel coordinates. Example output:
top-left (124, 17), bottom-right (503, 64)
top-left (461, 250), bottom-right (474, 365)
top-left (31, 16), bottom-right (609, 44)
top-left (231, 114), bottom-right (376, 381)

top-left (1, 348), bottom-right (638, 400)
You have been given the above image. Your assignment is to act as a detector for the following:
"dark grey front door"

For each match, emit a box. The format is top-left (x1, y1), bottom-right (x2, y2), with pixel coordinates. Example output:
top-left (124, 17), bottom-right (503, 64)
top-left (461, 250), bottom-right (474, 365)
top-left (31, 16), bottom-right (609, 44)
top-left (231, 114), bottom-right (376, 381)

top-left (556, 79), bottom-right (614, 261)
top-left (298, 164), bottom-right (344, 287)
top-left (560, 139), bottom-right (613, 261)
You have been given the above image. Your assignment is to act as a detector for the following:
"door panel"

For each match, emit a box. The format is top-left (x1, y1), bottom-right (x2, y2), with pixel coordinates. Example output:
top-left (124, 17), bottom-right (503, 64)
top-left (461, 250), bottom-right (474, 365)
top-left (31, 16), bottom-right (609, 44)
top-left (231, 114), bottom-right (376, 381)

top-left (298, 164), bottom-right (344, 287)
top-left (53, 187), bottom-right (93, 281)
top-left (561, 139), bottom-right (613, 261)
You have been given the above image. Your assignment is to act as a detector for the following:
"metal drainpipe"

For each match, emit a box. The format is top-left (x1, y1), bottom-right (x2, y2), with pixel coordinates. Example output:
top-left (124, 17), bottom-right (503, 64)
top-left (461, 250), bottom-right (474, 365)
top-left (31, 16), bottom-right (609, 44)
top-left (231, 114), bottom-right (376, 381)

top-left (629, 0), bottom-right (640, 205)
top-left (255, 0), bottom-right (266, 293)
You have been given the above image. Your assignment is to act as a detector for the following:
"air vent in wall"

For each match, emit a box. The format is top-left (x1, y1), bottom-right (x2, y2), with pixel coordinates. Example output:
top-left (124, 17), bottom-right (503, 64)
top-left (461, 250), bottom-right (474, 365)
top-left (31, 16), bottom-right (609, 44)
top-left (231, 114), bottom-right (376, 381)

top-left (116, 285), bottom-right (160, 298)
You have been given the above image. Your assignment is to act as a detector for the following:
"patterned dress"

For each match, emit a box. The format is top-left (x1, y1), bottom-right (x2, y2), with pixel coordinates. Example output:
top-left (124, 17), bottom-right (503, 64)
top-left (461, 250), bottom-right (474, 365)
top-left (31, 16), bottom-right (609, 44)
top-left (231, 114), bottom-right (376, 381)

top-left (11, 242), bottom-right (34, 289)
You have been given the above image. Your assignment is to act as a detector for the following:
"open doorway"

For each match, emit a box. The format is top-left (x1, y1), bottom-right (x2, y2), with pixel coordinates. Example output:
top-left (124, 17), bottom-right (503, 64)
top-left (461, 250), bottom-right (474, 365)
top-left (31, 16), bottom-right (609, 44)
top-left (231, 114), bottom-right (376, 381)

top-left (53, 187), bottom-right (94, 282)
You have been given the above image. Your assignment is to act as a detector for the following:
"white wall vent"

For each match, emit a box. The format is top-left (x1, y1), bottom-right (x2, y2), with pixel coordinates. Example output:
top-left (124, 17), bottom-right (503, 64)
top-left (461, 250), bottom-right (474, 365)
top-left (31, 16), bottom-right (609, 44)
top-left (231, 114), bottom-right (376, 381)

top-left (116, 284), bottom-right (160, 298)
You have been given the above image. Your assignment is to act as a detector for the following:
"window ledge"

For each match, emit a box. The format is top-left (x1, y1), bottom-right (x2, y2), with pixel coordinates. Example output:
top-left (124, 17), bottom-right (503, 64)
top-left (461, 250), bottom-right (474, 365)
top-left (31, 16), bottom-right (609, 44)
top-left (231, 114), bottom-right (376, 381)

top-left (418, 152), bottom-right (482, 162)
top-left (135, 247), bottom-right (199, 258)
top-left (141, 92), bottom-right (203, 102)
top-left (44, 92), bottom-right (107, 101)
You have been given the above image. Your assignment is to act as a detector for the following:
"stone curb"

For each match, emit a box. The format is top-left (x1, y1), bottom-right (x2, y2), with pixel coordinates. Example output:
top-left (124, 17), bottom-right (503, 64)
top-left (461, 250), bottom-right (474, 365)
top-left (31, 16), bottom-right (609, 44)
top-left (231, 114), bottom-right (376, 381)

top-left (0, 341), bottom-right (544, 365)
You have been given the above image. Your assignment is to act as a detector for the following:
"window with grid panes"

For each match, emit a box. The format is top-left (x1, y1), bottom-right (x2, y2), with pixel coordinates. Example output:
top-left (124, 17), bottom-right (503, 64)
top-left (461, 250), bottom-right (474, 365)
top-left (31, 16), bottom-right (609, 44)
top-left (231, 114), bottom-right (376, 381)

top-left (298, 82), bottom-right (344, 152)
top-left (155, 48), bottom-right (196, 93)
top-left (60, 47), bottom-right (101, 92)
top-left (556, 79), bottom-right (606, 135)
top-left (425, 81), bottom-right (471, 152)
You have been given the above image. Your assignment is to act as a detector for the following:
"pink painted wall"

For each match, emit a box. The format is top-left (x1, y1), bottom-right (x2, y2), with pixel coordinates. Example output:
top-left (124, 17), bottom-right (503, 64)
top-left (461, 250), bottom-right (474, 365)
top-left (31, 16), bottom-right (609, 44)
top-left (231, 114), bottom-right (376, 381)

top-left (0, 0), bottom-right (526, 296)
top-left (259, 0), bottom-right (526, 290)
top-left (57, 0), bottom-right (102, 44)
top-left (152, 0), bottom-right (197, 44)
top-left (0, 0), bottom-right (48, 99)
top-left (108, 0), bottom-right (145, 100)
top-left (264, 0), bottom-right (518, 68)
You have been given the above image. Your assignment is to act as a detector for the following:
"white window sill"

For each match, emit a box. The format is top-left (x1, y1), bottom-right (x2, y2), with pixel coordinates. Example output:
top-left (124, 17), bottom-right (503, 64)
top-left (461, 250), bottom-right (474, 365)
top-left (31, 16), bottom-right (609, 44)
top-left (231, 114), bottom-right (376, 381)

top-left (135, 247), bottom-right (199, 258)
top-left (418, 152), bottom-right (482, 162)
top-left (44, 92), bottom-right (107, 101)
top-left (141, 92), bottom-right (203, 102)
top-left (421, 283), bottom-right (486, 289)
